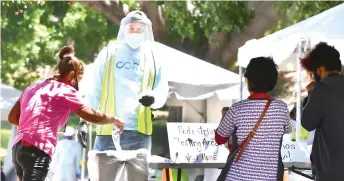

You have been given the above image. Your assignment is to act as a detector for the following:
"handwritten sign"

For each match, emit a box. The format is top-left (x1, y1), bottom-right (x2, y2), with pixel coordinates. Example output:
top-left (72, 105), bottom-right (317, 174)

top-left (281, 134), bottom-right (311, 163)
top-left (281, 141), bottom-right (296, 162)
top-left (167, 123), bottom-right (229, 164)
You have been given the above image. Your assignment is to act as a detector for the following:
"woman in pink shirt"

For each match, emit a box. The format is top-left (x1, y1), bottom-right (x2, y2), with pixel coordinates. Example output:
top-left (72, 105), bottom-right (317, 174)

top-left (8, 46), bottom-right (124, 181)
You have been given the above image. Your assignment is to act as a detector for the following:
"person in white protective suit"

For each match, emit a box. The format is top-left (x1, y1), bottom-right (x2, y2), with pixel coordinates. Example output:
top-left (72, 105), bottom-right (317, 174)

top-left (50, 126), bottom-right (82, 181)
top-left (77, 11), bottom-right (169, 152)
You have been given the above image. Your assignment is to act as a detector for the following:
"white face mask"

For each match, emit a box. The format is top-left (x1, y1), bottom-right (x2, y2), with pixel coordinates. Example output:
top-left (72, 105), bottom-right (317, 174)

top-left (125, 33), bottom-right (145, 49)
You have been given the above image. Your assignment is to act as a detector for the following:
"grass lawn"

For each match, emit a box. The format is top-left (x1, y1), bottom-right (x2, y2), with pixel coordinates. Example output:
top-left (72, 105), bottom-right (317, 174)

top-left (1, 122), bottom-right (12, 162)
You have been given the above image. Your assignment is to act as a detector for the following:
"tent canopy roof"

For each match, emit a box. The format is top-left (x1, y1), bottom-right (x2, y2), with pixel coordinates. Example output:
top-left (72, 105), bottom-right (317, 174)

top-left (152, 42), bottom-right (239, 86)
top-left (238, 3), bottom-right (344, 68)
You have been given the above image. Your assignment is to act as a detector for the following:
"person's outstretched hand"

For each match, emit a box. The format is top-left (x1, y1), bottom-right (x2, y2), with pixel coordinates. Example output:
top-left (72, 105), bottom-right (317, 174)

top-left (112, 117), bottom-right (124, 134)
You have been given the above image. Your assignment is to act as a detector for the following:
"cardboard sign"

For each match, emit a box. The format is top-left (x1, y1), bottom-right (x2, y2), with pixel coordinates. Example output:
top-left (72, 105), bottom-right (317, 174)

top-left (281, 134), bottom-right (311, 163)
top-left (166, 123), bottom-right (229, 164)
top-left (281, 141), bottom-right (296, 162)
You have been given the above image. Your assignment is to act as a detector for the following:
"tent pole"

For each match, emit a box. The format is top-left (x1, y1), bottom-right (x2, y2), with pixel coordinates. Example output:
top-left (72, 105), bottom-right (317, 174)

top-left (204, 99), bottom-right (207, 123)
top-left (239, 66), bottom-right (243, 101)
top-left (296, 40), bottom-right (302, 143)
top-left (89, 124), bottom-right (92, 150)
top-left (81, 147), bottom-right (86, 180)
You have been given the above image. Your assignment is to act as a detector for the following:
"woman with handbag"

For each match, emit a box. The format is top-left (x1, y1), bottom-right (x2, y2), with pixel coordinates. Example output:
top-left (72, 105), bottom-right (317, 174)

top-left (215, 57), bottom-right (292, 181)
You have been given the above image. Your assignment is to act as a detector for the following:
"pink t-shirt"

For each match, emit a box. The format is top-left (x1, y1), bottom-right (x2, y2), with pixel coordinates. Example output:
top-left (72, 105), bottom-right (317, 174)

top-left (13, 79), bottom-right (85, 157)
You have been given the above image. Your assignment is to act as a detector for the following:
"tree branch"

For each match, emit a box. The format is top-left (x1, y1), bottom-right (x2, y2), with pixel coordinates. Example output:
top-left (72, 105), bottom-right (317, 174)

top-left (213, 2), bottom-right (280, 69)
top-left (139, 1), bottom-right (167, 42)
top-left (82, 1), bottom-right (168, 42)
top-left (206, 32), bottom-right (229, 66)
top-left (80, 0), bottom-right (127, 24)
top-left (204, 2), bottom-right (280, 68)
top-left (82, 1), bottom-right (280, 71)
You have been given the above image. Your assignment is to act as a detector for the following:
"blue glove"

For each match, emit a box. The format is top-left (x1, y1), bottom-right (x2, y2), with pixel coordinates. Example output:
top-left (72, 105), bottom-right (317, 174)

top-left (76, 173), bottom-right (81, 180)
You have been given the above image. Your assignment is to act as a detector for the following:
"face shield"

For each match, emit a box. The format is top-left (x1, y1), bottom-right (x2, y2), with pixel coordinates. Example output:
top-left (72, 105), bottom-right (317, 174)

top-left (117, 11), bottom-right (154, 49)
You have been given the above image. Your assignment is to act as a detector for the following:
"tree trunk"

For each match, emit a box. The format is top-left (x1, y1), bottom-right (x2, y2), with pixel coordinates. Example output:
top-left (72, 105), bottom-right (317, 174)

top-left (83, 1), bottom-right (281, 71)
top-left (81, 1), bottom-right (127, 24)
top-left (206, 2), bottom-right (279, 70)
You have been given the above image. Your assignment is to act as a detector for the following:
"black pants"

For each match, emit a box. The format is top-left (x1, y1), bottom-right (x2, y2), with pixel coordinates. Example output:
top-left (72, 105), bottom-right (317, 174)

top-left (12, 141), bottom-right (51, 181)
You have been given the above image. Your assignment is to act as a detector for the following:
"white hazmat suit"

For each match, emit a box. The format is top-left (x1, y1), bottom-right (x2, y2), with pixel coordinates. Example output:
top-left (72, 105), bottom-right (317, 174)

top-left (50, 127), bottom-right (82, 181)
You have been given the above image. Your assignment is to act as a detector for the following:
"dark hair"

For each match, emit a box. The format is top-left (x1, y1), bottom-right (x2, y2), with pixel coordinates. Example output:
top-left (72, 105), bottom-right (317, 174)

top-left (301, 42), bottom-right (342, 72)
top-left (54, 45), bottom-right (84, 79)
top-left (222, 107), bottom-right (229, 112)
top-left (244, 57), bottom-right (278, 93)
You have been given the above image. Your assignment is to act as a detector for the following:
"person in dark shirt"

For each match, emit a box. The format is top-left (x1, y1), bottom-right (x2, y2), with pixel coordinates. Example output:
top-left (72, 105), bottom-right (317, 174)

top-left (1, 172), bottom-right (5, 181)
top-left (1, 161), bottom-right (5, 181)
top-left (300, 42), bottom-right (344, 181)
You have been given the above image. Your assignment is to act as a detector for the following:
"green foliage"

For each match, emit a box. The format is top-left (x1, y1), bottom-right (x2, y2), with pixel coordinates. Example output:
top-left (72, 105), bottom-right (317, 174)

top-left (1, 122), bottom-right (12, 161)
top-left (120, 0), bottom-right (140, 10)
top-left (267, 1), bottom-right (343, 35)
top-left (0, 124), bottom-right (11, 149)
top-left (2, 0), bottom-right (341, 99)
top-left (161, 1), bottom-right (254, 45)
top-left (1, 1), bottom-right (119, 90)
top-left (193, 1), bottom-right (254, 36)
top-left (2, 1), bottom-right (255, 89)
top-left (67, 114), bottom-right (80, 127)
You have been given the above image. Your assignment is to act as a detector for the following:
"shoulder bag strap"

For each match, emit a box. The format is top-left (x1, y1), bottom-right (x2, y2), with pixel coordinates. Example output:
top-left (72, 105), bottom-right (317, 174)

top-left (230, 99), bottom-right (272, 163)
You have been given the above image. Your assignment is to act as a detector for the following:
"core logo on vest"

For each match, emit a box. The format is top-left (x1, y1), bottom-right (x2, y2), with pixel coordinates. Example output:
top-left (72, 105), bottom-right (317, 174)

top-left (116, 55), bottom-right (142, 71)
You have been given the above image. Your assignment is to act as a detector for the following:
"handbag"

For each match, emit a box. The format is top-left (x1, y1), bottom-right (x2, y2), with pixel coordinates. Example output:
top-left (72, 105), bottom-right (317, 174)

top-left (217, 99), bottom-right (271, 181)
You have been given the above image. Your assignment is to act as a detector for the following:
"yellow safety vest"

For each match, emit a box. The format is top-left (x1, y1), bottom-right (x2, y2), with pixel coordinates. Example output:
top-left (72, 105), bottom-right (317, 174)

top-left (96, 47), bottom-right (156, 136)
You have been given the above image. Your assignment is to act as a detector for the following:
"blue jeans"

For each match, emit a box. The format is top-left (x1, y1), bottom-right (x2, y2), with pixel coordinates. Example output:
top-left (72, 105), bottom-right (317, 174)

top-left (93, 130), bottom-right (151, 151)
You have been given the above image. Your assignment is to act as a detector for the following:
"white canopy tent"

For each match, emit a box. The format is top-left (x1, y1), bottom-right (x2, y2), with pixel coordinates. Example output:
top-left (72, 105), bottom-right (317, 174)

top-left (1, 84), bottom-right (22, 120)
top-left (237, 2), bottom-right (344, 141)
top-left (1, 84), bottom-right (22, 181)
top-left (216, 83), bottom-right (249, 100)
top-left (154, 41), bottom-right (244, 100)
top-left (238, 2), bottom-right (344, 68)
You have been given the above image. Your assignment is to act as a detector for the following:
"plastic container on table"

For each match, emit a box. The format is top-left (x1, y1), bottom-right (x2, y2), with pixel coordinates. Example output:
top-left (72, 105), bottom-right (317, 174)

top-left (87, 127), bottom-right (149, 181)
